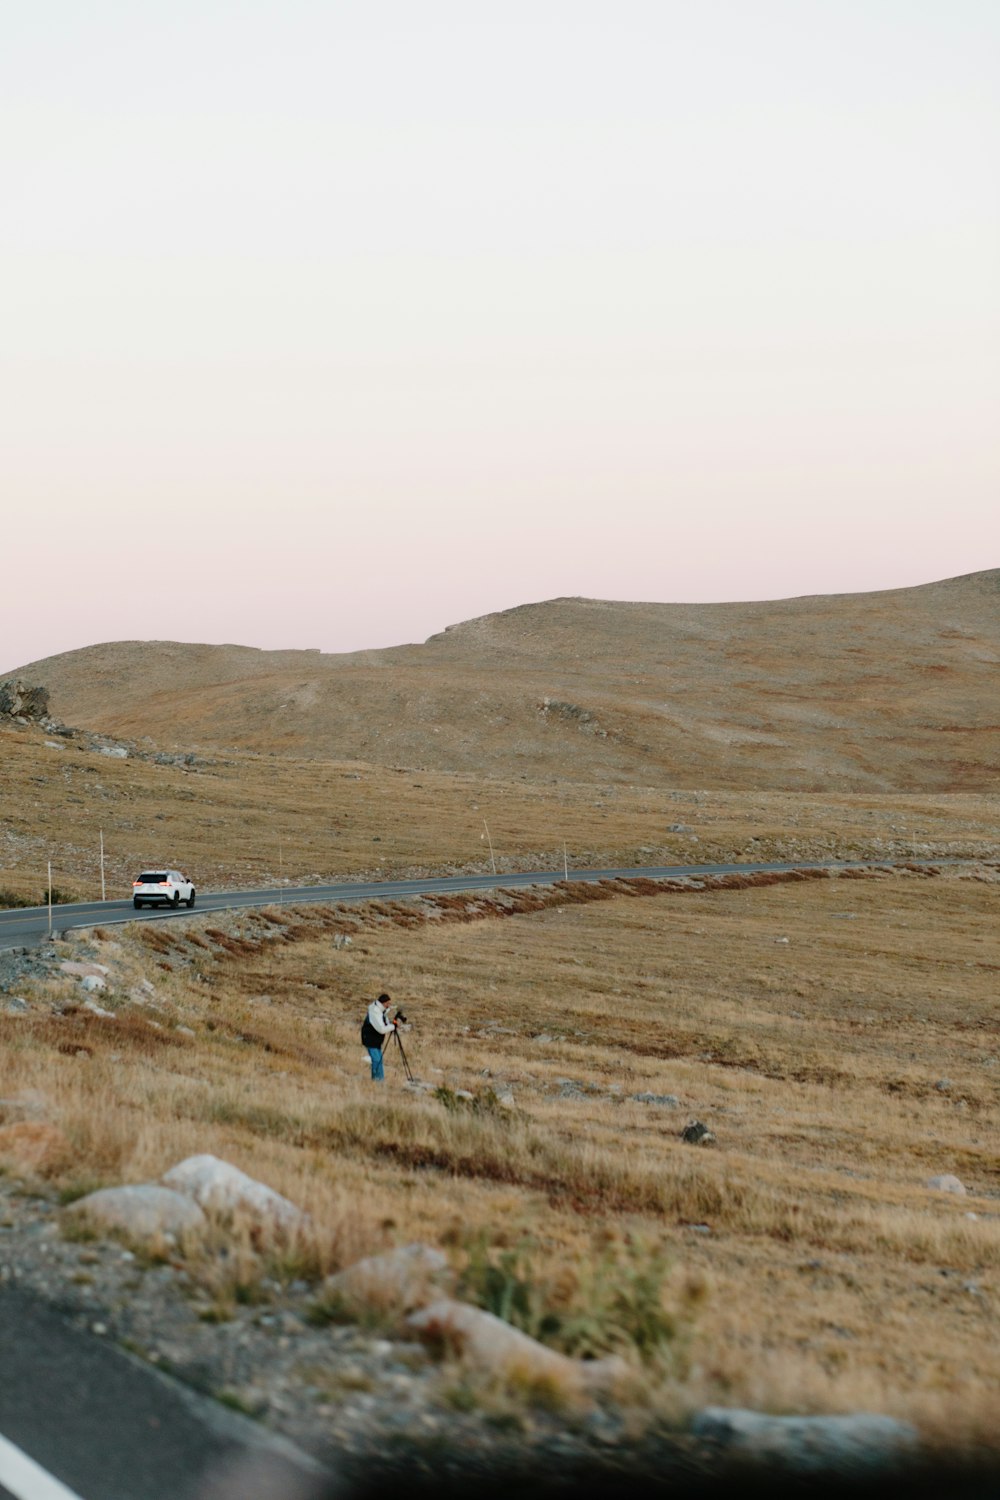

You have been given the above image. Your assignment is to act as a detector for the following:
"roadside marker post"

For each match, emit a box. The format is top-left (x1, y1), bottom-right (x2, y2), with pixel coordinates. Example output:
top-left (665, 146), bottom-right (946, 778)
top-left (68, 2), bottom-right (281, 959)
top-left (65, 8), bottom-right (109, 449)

top-left (482, 819), bottom-right (497, 876)
top-left (47, 862), bottom-right (52, 938)
top-left (100, 829), bottom-right (106, 902)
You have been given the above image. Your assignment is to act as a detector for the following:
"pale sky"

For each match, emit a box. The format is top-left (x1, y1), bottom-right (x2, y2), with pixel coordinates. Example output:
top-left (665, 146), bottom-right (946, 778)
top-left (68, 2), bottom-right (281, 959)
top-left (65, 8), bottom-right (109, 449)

top-left (3, 0), bottom-right (998, 672)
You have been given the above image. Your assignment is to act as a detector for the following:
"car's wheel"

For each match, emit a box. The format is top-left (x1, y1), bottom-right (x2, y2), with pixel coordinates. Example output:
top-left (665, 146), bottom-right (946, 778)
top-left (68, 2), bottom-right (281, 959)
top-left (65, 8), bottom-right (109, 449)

top-left (172, 891), bottom-right (180, 907)
top-left (133, 898), bottom-right (142, 910)
top-left (187, 890), bottom-right (196, 909)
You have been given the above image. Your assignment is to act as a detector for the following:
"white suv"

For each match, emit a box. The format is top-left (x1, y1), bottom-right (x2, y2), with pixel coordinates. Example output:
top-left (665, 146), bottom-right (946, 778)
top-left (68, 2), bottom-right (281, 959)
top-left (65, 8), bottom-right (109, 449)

top-left (132, 869), bottom-right (196, 910)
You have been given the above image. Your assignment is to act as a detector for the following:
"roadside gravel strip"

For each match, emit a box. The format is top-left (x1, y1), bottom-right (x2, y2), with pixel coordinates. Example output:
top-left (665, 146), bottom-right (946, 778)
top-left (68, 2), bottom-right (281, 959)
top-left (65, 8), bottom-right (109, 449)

top-left (0, 858), bottom-right (967, 950)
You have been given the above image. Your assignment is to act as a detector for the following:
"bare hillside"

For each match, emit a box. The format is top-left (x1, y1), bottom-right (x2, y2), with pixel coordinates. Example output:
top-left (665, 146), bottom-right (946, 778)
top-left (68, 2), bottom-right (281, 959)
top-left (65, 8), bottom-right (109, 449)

top-left (14, 570), bottom-right (1000, 792)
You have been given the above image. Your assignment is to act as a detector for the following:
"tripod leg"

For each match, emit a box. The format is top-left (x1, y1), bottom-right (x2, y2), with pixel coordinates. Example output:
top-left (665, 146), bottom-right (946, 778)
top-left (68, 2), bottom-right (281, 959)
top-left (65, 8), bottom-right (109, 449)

top-left (394, 1028), bottom-right (414, 1083)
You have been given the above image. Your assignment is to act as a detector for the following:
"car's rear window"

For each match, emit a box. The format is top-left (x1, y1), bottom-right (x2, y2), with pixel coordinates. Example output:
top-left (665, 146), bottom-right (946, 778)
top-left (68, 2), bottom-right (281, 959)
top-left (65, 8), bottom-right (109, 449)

top-left (138, 872), bottom-right (168, 882)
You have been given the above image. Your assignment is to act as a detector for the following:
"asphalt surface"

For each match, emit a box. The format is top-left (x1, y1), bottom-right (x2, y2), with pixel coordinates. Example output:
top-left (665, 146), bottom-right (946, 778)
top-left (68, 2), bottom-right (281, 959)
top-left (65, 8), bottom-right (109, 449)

top-left (0, 858), bottom-right (931, 950)
top-left (0, 1287), bottom-right (328, 1500)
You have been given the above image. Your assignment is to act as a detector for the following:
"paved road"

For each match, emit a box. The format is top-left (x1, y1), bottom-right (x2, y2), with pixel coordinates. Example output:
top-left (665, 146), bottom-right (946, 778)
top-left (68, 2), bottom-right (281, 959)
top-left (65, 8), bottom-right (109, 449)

top-left (0, 858), bottom-right (947, 951)
top-left (0, 1286), bottom-right (328, 1500)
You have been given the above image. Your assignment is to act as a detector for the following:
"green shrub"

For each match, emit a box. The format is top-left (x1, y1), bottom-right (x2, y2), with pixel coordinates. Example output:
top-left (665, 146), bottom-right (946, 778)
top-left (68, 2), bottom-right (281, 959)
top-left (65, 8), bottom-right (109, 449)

top-left (0, 889), bottom-right (35, 909)
top-left (457, 1231), bottom-right (698, 1366)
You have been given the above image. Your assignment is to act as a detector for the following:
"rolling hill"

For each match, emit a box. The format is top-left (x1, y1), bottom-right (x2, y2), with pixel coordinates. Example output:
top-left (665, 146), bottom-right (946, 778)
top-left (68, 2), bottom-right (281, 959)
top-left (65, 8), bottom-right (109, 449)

top-left (13, 569), bottom-right (1000, 792)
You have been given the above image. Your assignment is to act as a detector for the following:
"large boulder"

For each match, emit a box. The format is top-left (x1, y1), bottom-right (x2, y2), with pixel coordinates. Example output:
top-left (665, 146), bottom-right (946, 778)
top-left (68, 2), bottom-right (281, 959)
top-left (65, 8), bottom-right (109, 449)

top-left (0, 679), bottom-right (49, 722)
top-left (691, 1408), bottom-right (919, 1473)
top-left (406, 1298), bottom-right (628, 1396)
top-left (321, 1244), bottom-right (452, 1317)
top-left (161, 1154), bottom-right (306, 1229)
top-left (68, 1184), bottom-right (207, 1240)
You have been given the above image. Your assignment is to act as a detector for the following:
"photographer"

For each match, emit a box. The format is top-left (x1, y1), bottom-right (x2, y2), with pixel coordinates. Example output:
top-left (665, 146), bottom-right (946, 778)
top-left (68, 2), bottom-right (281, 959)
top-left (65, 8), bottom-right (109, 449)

top-left (361, 992), bottom-right (397, 1082)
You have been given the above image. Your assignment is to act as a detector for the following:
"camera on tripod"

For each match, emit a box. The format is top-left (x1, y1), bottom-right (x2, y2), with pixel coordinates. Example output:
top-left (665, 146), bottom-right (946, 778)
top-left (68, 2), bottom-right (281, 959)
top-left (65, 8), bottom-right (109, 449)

top-left (393, 1010), bottom-right (408, 1025)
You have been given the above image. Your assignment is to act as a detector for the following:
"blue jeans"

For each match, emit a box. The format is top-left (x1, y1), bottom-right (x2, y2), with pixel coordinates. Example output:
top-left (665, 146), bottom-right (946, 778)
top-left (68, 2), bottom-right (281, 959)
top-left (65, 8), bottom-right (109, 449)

top-left (367, 1045), bottom-right (385, 1081)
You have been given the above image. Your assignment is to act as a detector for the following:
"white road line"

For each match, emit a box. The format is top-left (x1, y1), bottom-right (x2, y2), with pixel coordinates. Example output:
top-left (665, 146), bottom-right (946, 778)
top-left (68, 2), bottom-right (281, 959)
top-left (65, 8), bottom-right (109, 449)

top-left (0, 1435), bottom-right (85, 1500)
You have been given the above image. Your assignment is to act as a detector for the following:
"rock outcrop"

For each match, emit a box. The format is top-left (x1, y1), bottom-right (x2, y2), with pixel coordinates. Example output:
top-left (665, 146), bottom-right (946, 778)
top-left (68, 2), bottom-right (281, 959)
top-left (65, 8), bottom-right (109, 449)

top-left (0, 678), bottom-right (50, 722)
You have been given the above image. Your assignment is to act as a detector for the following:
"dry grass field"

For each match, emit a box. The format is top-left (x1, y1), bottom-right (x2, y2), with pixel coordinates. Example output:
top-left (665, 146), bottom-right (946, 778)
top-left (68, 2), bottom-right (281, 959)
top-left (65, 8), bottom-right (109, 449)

top-left (3, 865), bottom-right (999, 1452)
top-left (2, 720), bottom-right (999, 908)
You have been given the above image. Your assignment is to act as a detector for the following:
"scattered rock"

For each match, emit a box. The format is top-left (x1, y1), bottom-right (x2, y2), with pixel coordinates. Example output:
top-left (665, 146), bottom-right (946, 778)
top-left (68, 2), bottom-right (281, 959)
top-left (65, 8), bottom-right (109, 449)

top-left (60, 960), bottom-right (110, 980)
top-left (98, 745), bottom-right (129, 759)
top-left (333, 934), bottom-right (352, 950)
top-left (631, 1092), bottom-right (680, 1108)
top-left (925, 1174), bottom-right (966, 1196)
top-left (681, 1121), bottom-right (715, 1145)
top-left (81, 997), bottom-right (115, 1018)
top-left (691, 1407), bottom-right (919, 1473)
top-left (68, 1184), bottom-right (207, 1240)
top-left (80, 975), bottom-right (107, 993)
top-left (934, 1079), bottom-right (952, 1092)
top-left (3, 997), bottom-right (30, 1014)
top-left (161, 1154), bottom-right (306, 1229)
top-left (407, 1298), bottom-right (628, 1396)
top-left (533, 1034), bottom-right (554, 1045)
top-left (557, 1078), bottom-right (588, 1098)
